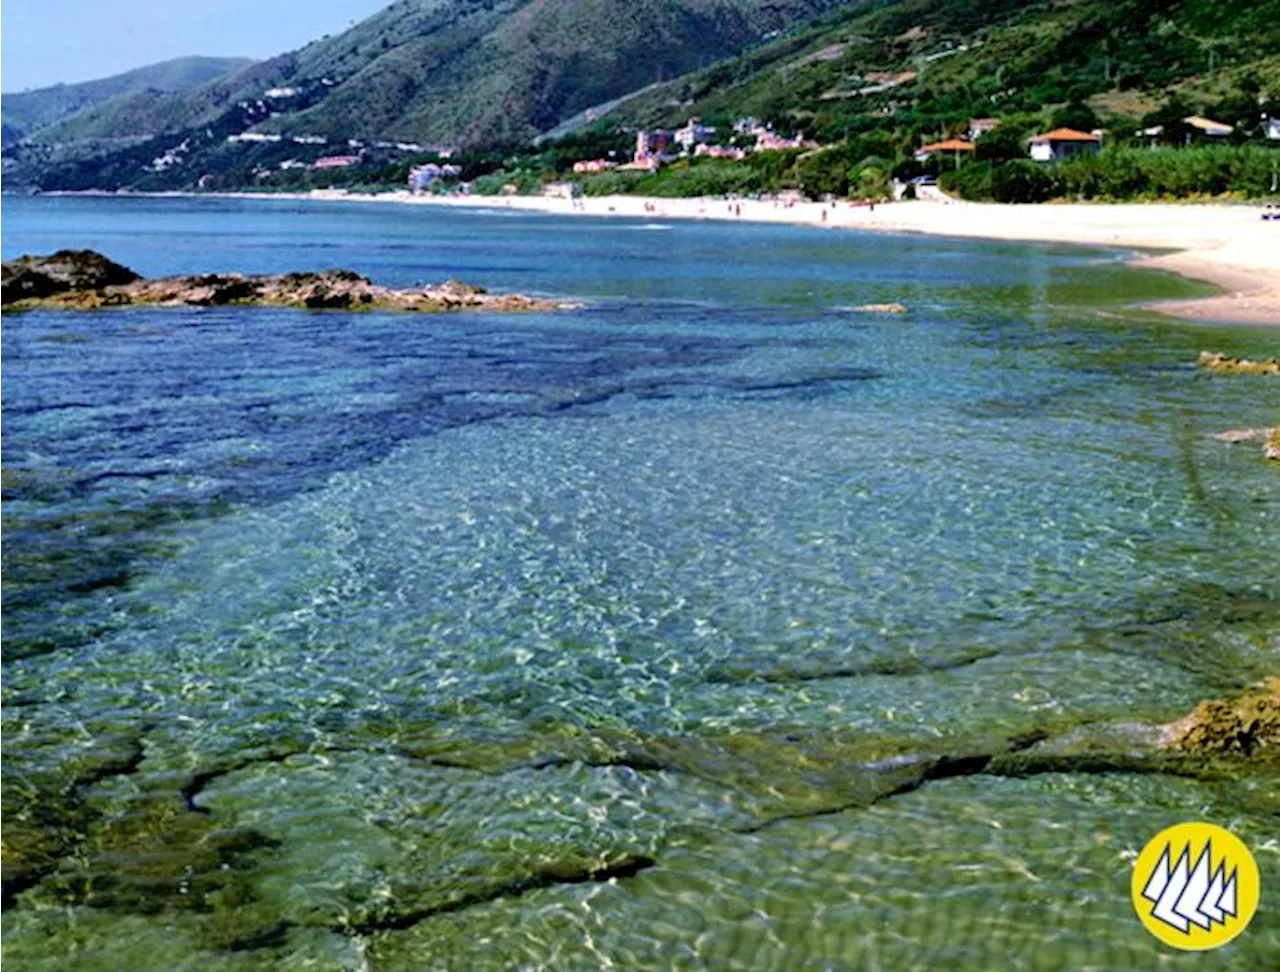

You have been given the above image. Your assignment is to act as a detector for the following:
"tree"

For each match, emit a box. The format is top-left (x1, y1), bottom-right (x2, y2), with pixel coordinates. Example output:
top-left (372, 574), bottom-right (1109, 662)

top-left (989, 160), bottom-right (1055, 203)
top-left (1051, 100), bottom-right (1100, 133)
top-left (850, 164), bottom-right (890, 201)
top-left (975, 126), bottom-right (1026, 163)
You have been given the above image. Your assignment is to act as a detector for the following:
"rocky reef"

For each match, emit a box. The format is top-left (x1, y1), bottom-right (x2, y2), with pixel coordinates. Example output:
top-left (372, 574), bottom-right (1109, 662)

top-left (1, 250), bottom-right (566, 313)
top-left (1160, 678), bottom-right (1280, 757)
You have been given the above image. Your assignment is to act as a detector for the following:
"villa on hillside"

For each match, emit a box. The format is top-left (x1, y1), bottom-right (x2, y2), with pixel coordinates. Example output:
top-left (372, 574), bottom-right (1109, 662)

top-left (754, 130), bottom-right (819, 151)
top-left (573, 159), bottom-right (618, 174)
top-left (967, 118), bottom-right (999, 141)
top-left (1028, 128), bottom-right (1099, 162)
top-left (1181, 116), bottom-right (1234, 142)
top-left (409, 162), bottom-right (462, 192)
top-left (675, 118), bottom-right (716, 152)
top-left (914, 138), bottom-right (975, 164)
top-left (695, 144), bottom-right (746, 161)
top-left (629, 130), bottom-right (674, 169)
top-left (313, 155), bottom-right (360, 169)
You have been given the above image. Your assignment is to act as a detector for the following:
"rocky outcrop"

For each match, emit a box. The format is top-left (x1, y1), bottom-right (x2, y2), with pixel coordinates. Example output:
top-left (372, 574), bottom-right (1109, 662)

top-left (1, 249), bottom-right (140, 303)
top-left (1, 251), bottom-right (565, 314)
top-left (1198, 351), bottom-right (1280, 376)
top-left (1160, 678), bottom-right (1280, 757)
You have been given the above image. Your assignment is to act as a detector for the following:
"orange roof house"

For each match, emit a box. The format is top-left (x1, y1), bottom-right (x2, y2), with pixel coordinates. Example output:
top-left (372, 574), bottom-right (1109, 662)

top-left (914, 138), bottom-right (975, 162)
top-left (1028, 128), bottom-right (1100, 162)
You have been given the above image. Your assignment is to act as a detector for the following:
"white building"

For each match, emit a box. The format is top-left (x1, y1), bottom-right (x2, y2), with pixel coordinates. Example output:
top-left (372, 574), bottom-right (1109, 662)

top-left (675, 117), bottom-right (716, 152)
top-left (968, 118), bottom-right (999, 141)
top-left (1267, 116), bottom-right (1280, 140)
top-left (227, 132), bottom-right (283, 144)
top-left (409, 162), bottom-right (463, 192)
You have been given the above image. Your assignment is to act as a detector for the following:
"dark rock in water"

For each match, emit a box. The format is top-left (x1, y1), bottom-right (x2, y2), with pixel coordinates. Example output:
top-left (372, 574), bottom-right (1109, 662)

top-left (1, 250), bottom-right (569, 314)
top-left (1, 249), bottom-right (140, 304)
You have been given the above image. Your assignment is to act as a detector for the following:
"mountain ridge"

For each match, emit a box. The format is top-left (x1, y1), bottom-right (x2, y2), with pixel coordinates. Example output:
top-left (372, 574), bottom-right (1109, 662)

top-left (1, 56), bottom-right (256, 148)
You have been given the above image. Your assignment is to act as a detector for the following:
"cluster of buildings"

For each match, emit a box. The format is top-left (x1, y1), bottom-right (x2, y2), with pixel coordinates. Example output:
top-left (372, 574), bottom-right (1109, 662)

top-left (408, 161), bottom-right (464, 191)
top-left (571, 117), bottom-right (821, 175)
top-left (913, 113), bottom-right (1280, 166)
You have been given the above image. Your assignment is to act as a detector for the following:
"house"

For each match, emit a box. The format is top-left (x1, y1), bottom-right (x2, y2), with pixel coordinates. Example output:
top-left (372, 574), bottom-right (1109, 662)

top-left (634, 130), bottom-right (673, 167)
top-left (914, 139), bottom-right (975, 163)
top-left (968, 118), bottom-right (999, 141)
top-left (1028, 128), bottom-right (1099, 162)
top-left (227, 132), bottom-right (283, 144)
top-left (408, 162), bottom-right (462, 192)
top-left (572, 159), bottom-right (618, 175)
top-left (618, 157), bottom-right (660, 172)
top-left (313, 155), bottom-right (360, 169)
top-left (694, 144), bottom-right (746, 161)
top-left (1267, 117), bottom-right (1280, 140)
top-left (755, 130), bottom-right (819, 152)
top-left (675, 117), bottom-right (716, 152)
top-left (1183, 116), bottom-right (1233, 139)
top-left (542, 182), bottom-right (581, 199)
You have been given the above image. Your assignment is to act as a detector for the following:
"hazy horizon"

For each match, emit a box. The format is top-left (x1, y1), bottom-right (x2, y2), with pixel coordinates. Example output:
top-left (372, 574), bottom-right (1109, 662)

top-left (1, 0), bottom-right (390, 94)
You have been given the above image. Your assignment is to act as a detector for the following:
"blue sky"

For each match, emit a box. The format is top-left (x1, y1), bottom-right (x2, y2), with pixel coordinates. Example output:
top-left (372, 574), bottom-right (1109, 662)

top-left (2, 0), bottom-right (392, 92)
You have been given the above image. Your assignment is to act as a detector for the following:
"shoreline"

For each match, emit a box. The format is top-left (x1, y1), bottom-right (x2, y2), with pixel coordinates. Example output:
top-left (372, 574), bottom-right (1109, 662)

top-left (37, 188), bottom-right (1280, 325)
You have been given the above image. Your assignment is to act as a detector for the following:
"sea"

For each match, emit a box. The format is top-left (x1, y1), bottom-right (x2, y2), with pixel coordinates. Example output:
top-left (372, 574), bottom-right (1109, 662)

top-left (2, 194), bottom-right (1278, 969)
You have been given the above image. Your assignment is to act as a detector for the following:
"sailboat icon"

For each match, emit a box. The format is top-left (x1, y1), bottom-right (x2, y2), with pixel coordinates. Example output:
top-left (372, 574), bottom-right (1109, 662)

top-left (1133, 823), bottom-right (1257, 951)
top-left (1140, 840), bottom-right (1238, 933)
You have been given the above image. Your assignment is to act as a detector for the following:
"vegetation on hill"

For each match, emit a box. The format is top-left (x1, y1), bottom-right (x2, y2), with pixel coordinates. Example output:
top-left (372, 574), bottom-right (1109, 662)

top-left (5, 1), bottom-right (844, 154)
top-left (609, 0), bottom-right (1280, 145)
top-left (0, 57), bottom-right (254, 148)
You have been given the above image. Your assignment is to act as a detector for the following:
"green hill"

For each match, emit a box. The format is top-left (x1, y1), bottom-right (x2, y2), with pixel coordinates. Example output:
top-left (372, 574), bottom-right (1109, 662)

top-left (606, 0), bottom-right (1280, 142)
top-left (8, 0), bottom-right (1278, 193)
top-left (0, 56), bottom-right (255, 147)
top-left (18, 0), bottom-right (845, 151)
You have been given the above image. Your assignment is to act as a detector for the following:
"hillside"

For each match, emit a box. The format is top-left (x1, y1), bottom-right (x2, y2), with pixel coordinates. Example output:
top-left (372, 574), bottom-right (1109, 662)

top-left (0, 56), bottom-right (255, 148)
top-left (607, 0), bottom-right (1280, 141)
top-left (8, 0), bottom-right (1278, 194)
top-left (17, 0), bottom-right (845, 151)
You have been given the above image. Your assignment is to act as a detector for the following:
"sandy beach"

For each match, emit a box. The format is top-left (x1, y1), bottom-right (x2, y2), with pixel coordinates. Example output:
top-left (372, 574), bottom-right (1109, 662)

top-left (239, 188), bottom-right (1278, 326)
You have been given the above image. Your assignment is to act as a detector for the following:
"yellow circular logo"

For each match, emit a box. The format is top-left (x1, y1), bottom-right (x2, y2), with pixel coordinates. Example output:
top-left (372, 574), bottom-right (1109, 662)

top-left (1132, 822), bottom-right (1260, 950)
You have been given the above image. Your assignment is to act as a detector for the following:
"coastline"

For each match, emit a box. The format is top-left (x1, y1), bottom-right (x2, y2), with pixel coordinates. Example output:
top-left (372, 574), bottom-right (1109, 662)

top-left (42, 188), bottom-right (1280, 325)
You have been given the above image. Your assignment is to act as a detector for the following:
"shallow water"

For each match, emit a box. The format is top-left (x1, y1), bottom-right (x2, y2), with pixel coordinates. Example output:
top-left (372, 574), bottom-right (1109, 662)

top-left (2, 195), bottom-right (1278, 969)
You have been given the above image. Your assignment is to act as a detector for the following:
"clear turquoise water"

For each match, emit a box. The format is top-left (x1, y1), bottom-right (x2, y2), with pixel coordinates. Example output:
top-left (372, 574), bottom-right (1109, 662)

top-left (2, 195), bottom-right (1278, 969)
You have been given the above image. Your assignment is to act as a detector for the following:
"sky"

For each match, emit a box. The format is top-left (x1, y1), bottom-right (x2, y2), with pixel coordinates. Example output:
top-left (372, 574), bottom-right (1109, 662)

top-left (2, 0), bottom-right (392, 93)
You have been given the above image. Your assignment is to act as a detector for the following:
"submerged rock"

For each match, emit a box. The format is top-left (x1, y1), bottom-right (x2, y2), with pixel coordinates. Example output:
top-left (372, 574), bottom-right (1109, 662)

top-left (1212, 426), bottom-right (1280, 461)
top-left (843, 302), bottom-right (908, 314)
top-left (1197, 351), bottom-right (1280, 376)
top-left (1214, 428), bottom-right (1269, 443)
top-left (1, 250), bottom-right (565, 314)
